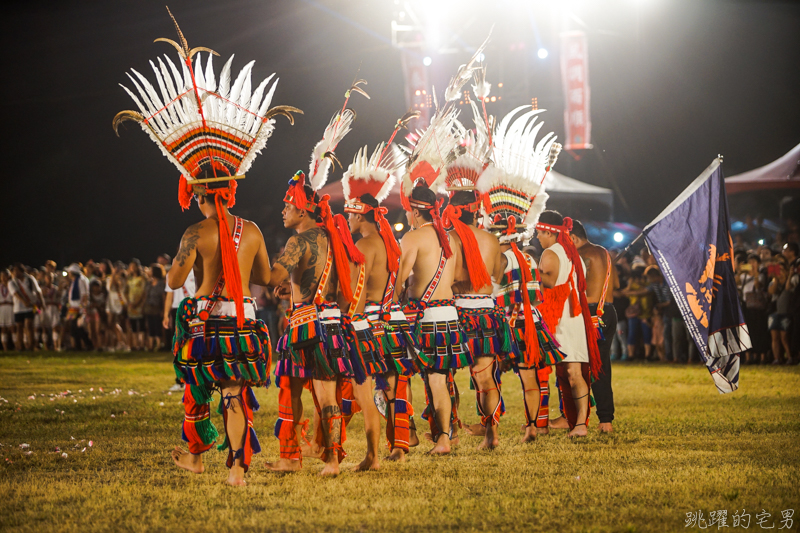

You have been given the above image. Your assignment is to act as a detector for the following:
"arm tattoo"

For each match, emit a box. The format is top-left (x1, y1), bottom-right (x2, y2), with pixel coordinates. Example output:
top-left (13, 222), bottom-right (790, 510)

top-left (276, 235), bottom-right (307, 274)
top-left (176, 225), bottom-right (200, 267)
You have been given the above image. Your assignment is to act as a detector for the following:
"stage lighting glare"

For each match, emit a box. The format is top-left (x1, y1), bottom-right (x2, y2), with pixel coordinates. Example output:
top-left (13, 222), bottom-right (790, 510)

top-left (478, 53), bottom-right (485, 62)
top-left (62, 271), bottom-right (67, 277)
top-left (758, 239), bottom-right (765, 245)
top-left (415, 90), bottom-right (421, 96)
top-left (490, 96), bottom-right (496, 102)
top-left (497, 82), bottom-right (504, 88)
top-left (538, 48), bottom-right (548, 59)
top-left (423, 56), bottom-right (432, 66)
top-left (613, 232), bottom-right (624, 243)
top-left (394, 222), bottom-right (405, 232)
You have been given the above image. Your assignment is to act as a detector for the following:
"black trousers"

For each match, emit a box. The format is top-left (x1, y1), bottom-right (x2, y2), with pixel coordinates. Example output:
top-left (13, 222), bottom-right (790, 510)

top-left (589, 303), bottom-right (617, 424)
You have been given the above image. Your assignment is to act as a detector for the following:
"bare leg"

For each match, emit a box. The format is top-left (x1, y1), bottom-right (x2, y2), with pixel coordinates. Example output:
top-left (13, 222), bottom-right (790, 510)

top-left (313, 379), bottom-right (341, 476)
top-left (352, 377), bottom-right (381, 471)
top-left (780, 332), bottom-right (791, 364)
top-left (220, 379), bottom-right (247, 486)
top-left (424, 372), bottom-right (452, 454)
top-left (518, 368), bottom-right (541, 443)
top-left (470, 356), bottom-right (501, 450)
top-left (565, 362), bottom-right (589, 438)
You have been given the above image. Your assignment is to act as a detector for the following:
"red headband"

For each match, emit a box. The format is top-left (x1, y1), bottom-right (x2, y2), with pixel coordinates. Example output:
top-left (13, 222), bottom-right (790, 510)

top-left (284, 171), bottom-right (317, 213)
top-left (178, 176), bottom-right (238, 211)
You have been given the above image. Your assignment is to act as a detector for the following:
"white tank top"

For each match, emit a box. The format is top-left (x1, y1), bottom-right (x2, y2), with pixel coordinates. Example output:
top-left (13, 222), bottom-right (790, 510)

top-left (548, 243), bottom-right (589, 363)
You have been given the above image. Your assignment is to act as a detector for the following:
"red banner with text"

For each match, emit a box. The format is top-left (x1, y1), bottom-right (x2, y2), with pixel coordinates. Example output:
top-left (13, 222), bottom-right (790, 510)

top-left (560, 31), bottom-right (592, 150)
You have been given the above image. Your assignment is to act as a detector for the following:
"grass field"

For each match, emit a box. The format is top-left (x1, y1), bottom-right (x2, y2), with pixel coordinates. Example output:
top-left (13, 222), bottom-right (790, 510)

top-left (0, 352), bottom-right (798, 533)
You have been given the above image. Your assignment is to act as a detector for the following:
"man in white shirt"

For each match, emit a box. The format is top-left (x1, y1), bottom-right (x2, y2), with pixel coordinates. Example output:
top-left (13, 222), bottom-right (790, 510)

top-left (8, 264), bottom-right (43, 351)
top-left (0, 269), bottom-right (14, 350)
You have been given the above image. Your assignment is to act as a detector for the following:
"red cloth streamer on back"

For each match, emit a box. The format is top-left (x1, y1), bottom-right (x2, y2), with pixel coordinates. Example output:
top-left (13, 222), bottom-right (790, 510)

top-left (318, 196), bottom-right (356, 303)
top-left (505, 217), bottom-right (540, 367)
top-left (555, 216), bottom-right (601, 380)
top-left (442, 203), bottom-right (492, 291)
top-left (374, 207), bottom-right (401, 274)
top-left (333, 213), bottom-right (365, 265)
top-left (214, 191), bottom-right (245, 328)
top-left (178, 176), bottom-right (194, 211)
top-left (429, 198), bottom-right (453, 259)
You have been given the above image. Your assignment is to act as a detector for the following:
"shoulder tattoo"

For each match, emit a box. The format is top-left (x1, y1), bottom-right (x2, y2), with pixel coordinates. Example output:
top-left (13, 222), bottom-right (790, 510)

top-left (176, 225), bottom-right (201, 267)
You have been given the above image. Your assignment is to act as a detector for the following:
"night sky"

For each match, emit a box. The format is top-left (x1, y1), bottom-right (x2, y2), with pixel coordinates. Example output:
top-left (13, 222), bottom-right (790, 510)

top-left (3, 0), bottom-right (799, 267)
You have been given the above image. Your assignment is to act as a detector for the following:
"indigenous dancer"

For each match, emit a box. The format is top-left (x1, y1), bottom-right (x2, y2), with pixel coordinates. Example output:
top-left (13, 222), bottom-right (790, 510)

top-left (570, 220), bottom-right (619, 433)
top-left (477, 105), bottom-right (565, 443)
top-left (342, 128), bottom-right (418, 463)
top-left (113, 10), bottom-right (298, 485)
top-left (267, 104), bottom-right (361, 477)
top-left (535, 210), bottom-right (602, 438)
top-left (440, 113), bottom-right (511, 449)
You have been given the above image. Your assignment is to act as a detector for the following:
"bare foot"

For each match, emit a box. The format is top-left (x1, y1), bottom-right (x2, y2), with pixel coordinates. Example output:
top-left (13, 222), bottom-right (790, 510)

top-left (478, 426), bottom-right (499, 450)
top-left (265, 458), bottom-right (302, 473)
top-left (409, 429), bottom-right (420, 448)
top-left (521, 426), bottom-right (537, 443)
top-left (353, 455), bottom-right (380, 472)
top-left (300, 441), bottom-right (322, 460)
top-left (464, 423), bottom-right (486, 437)
top-left (536, 427), bottom-right (550, 436)
top-left (568, 424), bottom-right (588, 438)
top-left (386, 448), bottom-right (406, 462)
top-left (423, 432), bottom-right (433, 443)
top-left (598, 422), bottom-right (614, 433)
top-left (319, 461), bottom-right (340, 477)
top-left (424, 431), bottom-right (459, 447)
top-left (428, 434), bottom-right (451, 455)
top-left (226, 465), bottom-right (246, 486)
top-left (171, 447), bottom-right (204, 474)
top-left (549, 416), bottom-right (570, 430)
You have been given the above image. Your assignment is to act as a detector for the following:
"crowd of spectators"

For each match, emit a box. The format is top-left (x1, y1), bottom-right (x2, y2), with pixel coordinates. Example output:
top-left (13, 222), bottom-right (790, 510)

top-left (609, 219), bottom-right (800, 366)
top-left (0, 255), bottom-right (283, 356)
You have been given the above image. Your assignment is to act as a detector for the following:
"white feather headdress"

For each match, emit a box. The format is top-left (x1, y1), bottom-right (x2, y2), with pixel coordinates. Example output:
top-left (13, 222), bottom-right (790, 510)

top-left (342, 143), bottom-right (405, 204)
top-left (476, 105), bottom-right (562, 242)
top-left (113, 10), bottom-right (301, 187)
top-left (308, 108), bottom-right (356, 191)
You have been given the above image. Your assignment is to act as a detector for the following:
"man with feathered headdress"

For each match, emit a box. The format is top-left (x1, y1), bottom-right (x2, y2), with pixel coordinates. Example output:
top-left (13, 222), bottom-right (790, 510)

top-left (266, 93), bottom-right (366, 476)
top-left (437, 87), bottom-right (516, 450)
top-left (341, 114), bottom-right (422, 464)
top-left (113, 10), bottom-right (300, 486)
top-left (477, 105), bottom-right (566, 443)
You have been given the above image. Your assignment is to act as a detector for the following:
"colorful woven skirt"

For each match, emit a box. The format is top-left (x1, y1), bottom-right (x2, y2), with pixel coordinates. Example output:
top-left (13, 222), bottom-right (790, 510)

top-left (346, 314), bottom-right (389, 384)
top-left (411, 300), bottom-right (471, 372)
top-left (365, 302), bottom-right (418, 376)
top-left (454, 295), bottom-right (514, 360)
top-left (275, 302), bottom-right (353, 381)
top-left (511, 309), bottom-right (565, 370)
top-left (172, 296), bottom-right (271, 388)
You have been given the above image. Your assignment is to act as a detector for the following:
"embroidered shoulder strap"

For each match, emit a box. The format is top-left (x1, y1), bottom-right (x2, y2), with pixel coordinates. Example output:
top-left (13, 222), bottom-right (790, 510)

top-left (203, 216), bottom-right (243, 317)
top-left (347, 263), bottom-right (367, 318)
top-left (313, 244), bottom-right (335, 306)
top-left (420, 249), bottom-right (447, 304)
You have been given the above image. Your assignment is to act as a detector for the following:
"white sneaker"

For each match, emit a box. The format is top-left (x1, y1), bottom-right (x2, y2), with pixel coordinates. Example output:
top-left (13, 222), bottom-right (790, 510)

top-left (169, 383), bottom-right (184, 392)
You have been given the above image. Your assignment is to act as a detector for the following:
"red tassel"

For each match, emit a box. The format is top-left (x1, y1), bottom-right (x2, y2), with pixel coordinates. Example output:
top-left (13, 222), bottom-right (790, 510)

top-left (333, 213), bottom-right (365, 264)
top-left (430, 198), bottom-right (453, 259)
top-left (318, 196), bottom-right (355, 302)
top-left (178, 176), bottom-right (193, 211)
top-left (215, 193), bottom-right (245, 328)
top-left (442, 203), bottom-right (492, 291)
top-left (510, 241), bottom-right (540, 367)
top-left (226, 179), bottom-right (237, 208)
top-left (375, 208), bottom-right (401, 273)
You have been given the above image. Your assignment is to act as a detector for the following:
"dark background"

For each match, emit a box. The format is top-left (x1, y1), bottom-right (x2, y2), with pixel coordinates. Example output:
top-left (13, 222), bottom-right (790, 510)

top-left (2, 0), bottom-right (798, 267)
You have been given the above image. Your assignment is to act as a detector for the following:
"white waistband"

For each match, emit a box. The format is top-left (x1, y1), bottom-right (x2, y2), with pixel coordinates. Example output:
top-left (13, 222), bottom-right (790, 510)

top-left (319, 307), bottom-right (341, 322)
top-left (420, 305), bottom-right (459, 322)
top-left (198, 299), bottom-right (257, 320)
top-left (365, 305), bottom-right (381, 314)
top-left (454, 295), bottom-right (496, 309)
top-left (352, 319), bottom-right (371, 331)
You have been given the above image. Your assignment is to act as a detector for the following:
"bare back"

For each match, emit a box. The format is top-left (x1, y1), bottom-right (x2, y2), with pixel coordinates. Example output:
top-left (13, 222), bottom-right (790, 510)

top-left (276, 227), bottom-right (337, 304)
top-left (359, 232), bottom-right (390, 303)
top-left (396, 225), bottom-right (458, 301)
top-left (168, 213), bottom-right (270, 296)
top-left (451, 225), bottom-right (503, 296)
top-left (578, 241), bottom-right (613, 304)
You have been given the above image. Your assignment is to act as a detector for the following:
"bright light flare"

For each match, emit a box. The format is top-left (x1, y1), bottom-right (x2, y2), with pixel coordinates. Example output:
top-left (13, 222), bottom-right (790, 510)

top-left (537, 48), bottom-right (548, 59)
top-left (423, 56), bottom-right (432, 66)
top-left (613, 232), bottom-right (624, 243)
top-left (394, 222), bottom-right (405, 232)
